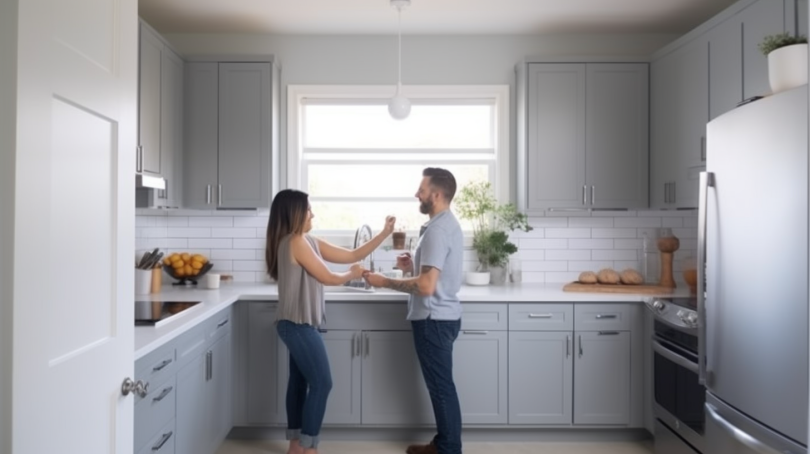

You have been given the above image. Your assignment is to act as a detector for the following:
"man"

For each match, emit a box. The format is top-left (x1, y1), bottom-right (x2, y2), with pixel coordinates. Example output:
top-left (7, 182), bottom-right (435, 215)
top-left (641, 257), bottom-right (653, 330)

top-left (364, 168), bottom-right (464, 454)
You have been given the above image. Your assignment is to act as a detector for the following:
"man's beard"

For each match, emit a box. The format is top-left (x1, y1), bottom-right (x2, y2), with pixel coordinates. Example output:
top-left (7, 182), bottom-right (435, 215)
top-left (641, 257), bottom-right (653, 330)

top-left (419, 198), bottom-right (433, 215)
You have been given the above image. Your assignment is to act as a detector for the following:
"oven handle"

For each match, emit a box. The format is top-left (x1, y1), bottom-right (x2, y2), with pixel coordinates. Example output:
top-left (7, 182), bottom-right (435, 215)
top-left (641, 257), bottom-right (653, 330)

top-left (705, 404), bottom-right (784, 454)
top-left (652, 339), bottom-right (699, 374)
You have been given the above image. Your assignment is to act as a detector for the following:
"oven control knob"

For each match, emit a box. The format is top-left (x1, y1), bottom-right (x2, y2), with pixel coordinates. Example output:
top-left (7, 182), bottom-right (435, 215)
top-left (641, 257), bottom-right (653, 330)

top-left (652, 300), bottom-right (665, 311)
top-left (677, 310), bottom-right (698, 327)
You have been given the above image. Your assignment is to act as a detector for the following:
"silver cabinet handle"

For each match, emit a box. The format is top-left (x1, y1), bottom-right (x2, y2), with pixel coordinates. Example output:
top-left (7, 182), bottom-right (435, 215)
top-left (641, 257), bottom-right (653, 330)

top-left (152, 431), bottom-right (173, 451)
top-left (462, 330), bottom-right (488, 335)
top-left (700, 136), bottom-right (706, 162)
top-left (705, 404), bottom-right (782, 454)
top-left (217, 319), bottom-right (229, 329)
top-left (566, 335), bottom-right (570, 358)
top-left (152, 386), bottom-right (173, 403)
top-left (364, 333), bottom-right (370, 358)
top-left (591, 185), bottom-right (595, 205)
top-left (598, 331), bottom-right (620, 336)
top-left (578, 335), bottom-right (583, 357)
top-left (664, 182), bottom-right (669, 204)
top-left (206, 184), bottom-right (212, 205)
top-left (350, 333), bottom-right (355, 358)
top-left (671, 181), bottom-right (676, 204)
top-left (218, 184), bottom-right (222, 206)
top-left (136, 146), bottom-right (143, 172)
top-left (582, 185), bottom-right (587, 205)
top-left (596, 314), bottom-right (617, 319)
top-left (697, 172), bottom-right (714, 385)
top-left (152, 359), bottom-right (173, 372)
top-left (205, 351), bottom-right (212, 381)
top-left (529, 313), bottom-right (553, 319)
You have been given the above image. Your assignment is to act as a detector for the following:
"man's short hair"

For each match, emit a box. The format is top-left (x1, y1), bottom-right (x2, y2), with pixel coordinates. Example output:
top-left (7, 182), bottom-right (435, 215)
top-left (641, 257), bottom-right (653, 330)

top-left (423, 167), bottom-right (457, 202)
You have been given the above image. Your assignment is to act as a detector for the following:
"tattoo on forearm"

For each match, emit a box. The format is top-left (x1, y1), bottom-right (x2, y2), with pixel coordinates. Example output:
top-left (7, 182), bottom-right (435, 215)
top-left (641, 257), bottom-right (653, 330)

top-left (385, 278), bottom-right (421, 295)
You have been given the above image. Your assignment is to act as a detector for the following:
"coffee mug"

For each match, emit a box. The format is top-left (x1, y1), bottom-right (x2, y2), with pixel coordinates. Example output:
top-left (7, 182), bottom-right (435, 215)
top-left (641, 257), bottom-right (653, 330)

top-left (203, 273), bottom-right (221, 289)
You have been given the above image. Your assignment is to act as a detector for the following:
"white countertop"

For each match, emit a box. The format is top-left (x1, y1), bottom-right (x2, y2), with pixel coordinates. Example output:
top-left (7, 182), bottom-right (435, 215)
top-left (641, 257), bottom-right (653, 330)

top-left (134, 282), bottom-right (689, 360)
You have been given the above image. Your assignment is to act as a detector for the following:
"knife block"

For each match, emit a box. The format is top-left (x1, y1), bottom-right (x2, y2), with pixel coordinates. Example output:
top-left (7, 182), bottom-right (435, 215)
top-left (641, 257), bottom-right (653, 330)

top-left (657, 234), bottom-right (680, 288)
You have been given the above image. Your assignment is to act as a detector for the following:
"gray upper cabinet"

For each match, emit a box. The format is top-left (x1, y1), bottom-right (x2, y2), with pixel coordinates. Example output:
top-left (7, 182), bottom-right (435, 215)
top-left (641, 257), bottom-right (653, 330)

top-left (585, 64), bottom-right (649, 209)
top-left (709, 17), bottom-right (743, 121)
top-left (508, 331), bottom-right (572, 425)
top-left (138, 23), bottom-right (162, 176)
top-left (185, 61), bottom-right (278, 210)
top-left (159, 48), bottom-right (184, 208)
top-left (573, 331), bottom-right (631, 425)
top-left (740, 0), bottom-right (788, 100)
top-left (520, 62), bottom-right (648, 211)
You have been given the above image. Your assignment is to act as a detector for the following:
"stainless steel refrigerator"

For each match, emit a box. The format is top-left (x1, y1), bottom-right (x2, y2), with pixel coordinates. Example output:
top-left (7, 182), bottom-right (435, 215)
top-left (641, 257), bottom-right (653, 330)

top-left (700, 84), bottom-right (808, 454)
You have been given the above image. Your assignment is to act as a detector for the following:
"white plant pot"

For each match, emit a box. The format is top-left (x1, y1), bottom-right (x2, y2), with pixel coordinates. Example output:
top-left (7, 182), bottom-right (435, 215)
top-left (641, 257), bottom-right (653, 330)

top-left (465, 271), bottom-right (491, 286)
top-left (768, 44), bottom-right (808, 94)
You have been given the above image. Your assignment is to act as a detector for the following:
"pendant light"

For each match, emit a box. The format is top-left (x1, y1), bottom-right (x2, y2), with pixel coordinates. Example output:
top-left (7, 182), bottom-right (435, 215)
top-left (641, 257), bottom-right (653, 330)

top-left (388, 0), bottom-right (411, 120)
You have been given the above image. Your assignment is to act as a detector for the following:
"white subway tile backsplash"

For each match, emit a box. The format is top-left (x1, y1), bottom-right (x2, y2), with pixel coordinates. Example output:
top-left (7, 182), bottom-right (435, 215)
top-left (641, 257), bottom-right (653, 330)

top-left (189, 217), bottom-right (234, 228)
top-left (212, 228), bottom-right (256, 238)
top-left (136, 210), bottom-right (697, 283)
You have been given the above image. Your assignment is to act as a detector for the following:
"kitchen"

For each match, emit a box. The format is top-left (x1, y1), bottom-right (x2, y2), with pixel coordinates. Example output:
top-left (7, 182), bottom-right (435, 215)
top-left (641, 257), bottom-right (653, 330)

top-left (1, 0), bottom-right (809, 453)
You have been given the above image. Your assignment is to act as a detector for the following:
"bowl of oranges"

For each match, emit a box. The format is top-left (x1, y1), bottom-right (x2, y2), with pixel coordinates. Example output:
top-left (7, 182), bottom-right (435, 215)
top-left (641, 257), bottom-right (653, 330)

top-left (163, 252), bottom-right (214, 285)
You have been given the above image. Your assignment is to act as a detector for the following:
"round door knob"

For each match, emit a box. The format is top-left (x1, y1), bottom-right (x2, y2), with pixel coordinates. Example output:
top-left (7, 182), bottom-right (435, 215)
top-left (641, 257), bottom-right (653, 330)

top-left (135, 380), bottom-right (149, 398)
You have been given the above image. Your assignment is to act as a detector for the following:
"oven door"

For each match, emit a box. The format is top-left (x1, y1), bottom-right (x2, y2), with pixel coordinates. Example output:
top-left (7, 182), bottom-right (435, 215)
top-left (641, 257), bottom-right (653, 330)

top-left (653, 336), bottom-right (706, 453)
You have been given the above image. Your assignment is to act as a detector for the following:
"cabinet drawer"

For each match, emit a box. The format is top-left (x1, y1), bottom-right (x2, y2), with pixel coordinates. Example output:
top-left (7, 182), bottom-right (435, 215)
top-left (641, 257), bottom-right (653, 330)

top-left (208, 308), bottom-right (232, 343)
top-left (574, 303), bottom-right (635, 331)
top-left (508, 304), bottom-right (573, 331)
top-left (175, 323), bottom-right (208, 369)
top-left (135, 343), bottom-right (176, 390)
top-left (135, 376), bottom-right (176, 452)
top-left (137, 418), bottom-right (175, 454)
top-left (320, 303), bottom-right (410, 331)
top-left (460, 304), bottom-right (507, 331)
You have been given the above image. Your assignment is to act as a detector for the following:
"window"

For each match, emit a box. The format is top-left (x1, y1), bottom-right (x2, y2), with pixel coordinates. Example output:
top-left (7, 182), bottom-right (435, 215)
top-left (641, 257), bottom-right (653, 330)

top-left (287, 86), bottom-right (509, 232)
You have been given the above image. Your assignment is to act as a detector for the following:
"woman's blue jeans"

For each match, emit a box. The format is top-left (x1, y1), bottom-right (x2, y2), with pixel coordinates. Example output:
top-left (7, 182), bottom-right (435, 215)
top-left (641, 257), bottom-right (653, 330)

top-left (276, 320), bottom-right (333, 449)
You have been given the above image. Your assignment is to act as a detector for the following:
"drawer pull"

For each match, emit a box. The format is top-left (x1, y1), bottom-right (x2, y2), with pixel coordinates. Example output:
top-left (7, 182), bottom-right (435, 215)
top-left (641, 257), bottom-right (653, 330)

top-left (152, 359), bottom-right (173, 372)
top-left (152, 386), bottom-right (174, 403)
top-left (462, 330), bottom-right (488, 335)
top-left (152, 431), bottom-right (173, 451)
top-left (216, 319), bottom-right (229, 329)
top-left (529, 313), bottom-right (553, 319)
top-left (596, 314), bottom-right (617, 319)
top-left (598, 331), bottom-right (620, 336)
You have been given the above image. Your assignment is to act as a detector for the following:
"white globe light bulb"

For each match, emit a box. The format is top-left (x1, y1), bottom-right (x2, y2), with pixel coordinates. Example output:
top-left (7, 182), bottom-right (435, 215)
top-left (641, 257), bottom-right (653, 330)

top-left (388, 94), bottom-right (411, 120)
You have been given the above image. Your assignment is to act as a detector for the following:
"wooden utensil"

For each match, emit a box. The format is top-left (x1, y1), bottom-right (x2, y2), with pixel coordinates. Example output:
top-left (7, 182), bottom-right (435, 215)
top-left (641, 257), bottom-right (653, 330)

top-left (657, 234), bottom-right (680, 288)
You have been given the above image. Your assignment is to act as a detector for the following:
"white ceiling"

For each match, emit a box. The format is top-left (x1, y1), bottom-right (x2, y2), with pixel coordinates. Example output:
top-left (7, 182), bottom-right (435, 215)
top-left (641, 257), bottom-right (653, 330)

top-left (139, 0), bottom-right (739, 35)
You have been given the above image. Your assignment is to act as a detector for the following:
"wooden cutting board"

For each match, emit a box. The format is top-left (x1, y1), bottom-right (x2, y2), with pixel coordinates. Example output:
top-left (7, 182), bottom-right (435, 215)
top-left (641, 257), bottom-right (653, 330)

top-left (563, 282), bottom-right (674, 295)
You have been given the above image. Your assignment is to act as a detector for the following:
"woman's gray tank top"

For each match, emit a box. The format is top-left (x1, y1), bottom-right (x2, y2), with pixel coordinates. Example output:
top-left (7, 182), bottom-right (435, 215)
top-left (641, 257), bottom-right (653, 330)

top-left (275, 234), bottom-right (325, 326)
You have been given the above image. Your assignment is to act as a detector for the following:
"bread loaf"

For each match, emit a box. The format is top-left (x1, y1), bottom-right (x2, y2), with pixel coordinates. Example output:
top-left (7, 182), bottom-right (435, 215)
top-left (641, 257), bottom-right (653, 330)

top-left (597, 268), bottom-right (620, 285)
top-left (578, 271), bottom-right (598, 284)
top-left (620, 269), bottom-right (644, 285)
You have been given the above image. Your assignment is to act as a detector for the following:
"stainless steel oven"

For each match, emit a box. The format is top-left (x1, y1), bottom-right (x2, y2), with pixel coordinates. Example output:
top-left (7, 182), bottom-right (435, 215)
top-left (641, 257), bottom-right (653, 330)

top-left (645, 297), bottom-right (704, 454)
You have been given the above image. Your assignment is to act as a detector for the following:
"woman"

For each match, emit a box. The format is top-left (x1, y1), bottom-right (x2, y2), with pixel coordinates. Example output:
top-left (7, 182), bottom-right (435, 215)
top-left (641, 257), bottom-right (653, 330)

top-left (265, 189), bottom-right (395, 454)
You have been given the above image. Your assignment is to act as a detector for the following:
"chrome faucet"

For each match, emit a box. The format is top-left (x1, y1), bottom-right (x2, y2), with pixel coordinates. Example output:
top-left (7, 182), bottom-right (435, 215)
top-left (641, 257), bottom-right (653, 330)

top-left (349, 224), bottom-right (375, 289)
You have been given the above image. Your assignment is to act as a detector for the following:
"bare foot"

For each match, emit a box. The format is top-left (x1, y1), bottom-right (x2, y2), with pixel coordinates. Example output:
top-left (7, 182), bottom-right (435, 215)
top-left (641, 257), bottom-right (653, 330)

top-left (287, 440), bottom-right (304, 454)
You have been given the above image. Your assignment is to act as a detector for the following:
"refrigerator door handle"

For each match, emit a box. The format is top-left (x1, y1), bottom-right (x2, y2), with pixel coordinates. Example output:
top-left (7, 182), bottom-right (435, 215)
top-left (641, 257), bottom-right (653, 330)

top-left (697, 171), bottom-right (714, 385)
top-left (705, 404), bottom-right (785, 454)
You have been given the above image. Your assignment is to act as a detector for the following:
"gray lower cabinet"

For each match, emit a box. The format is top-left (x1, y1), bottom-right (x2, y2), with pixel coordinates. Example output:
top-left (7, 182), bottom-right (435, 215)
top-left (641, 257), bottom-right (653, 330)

top-left (185, 60), bottom-right (278, 209)
top-left (360, 331), bottom-right (434, 425)
top-left (508, 331), bottom-right (573, 425)
top-left (573, 331), bottom-right (631, 425)
top-left (454, 330), bottom-right (508, 424)
top-left (321, 330), bottom-right (362, 425)
top-left (175, 354), bottom-right (208, 454)
top-left (244, 302), bottom-right (285, 424)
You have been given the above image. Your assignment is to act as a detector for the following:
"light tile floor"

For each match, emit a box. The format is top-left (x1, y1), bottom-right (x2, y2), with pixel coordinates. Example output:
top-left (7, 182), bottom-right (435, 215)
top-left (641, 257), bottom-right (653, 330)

top-left (217, 439), bottom-right (654, 454)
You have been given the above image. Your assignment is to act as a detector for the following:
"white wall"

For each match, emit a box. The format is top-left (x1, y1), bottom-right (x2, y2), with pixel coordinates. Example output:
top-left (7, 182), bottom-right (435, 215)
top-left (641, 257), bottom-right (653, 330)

top-left (0, 0), bottom-right (17, 452)
top-left (164, 33), bottom-right (678, 190)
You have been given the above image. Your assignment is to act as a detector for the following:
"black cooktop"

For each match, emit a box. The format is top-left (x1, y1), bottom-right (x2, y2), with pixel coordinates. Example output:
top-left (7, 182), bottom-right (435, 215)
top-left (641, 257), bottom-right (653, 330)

top-left (135, 300), bottom-right (201, 326)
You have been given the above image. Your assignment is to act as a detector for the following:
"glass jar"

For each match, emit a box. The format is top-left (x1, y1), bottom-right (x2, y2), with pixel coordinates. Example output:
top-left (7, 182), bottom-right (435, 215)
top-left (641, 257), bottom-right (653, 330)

top-left (641, 232), bottom-right (659, 284)
top-left (509, 256), bottom-right (523, 283)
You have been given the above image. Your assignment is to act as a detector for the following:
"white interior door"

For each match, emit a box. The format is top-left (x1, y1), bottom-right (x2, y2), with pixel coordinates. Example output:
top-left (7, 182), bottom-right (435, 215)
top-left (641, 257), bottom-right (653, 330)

top-left (13, 0), bottom-right (137, 453)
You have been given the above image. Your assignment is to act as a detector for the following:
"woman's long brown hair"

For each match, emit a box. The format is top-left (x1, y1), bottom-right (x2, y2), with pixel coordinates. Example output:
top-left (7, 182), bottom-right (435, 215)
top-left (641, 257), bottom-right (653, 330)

top-left (265, 189), bottom-right (310, 281)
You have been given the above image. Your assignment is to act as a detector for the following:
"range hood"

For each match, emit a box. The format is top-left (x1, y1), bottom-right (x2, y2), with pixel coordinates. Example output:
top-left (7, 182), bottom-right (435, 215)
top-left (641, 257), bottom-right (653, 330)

top-left (136, 173), bottom-right (166, 190)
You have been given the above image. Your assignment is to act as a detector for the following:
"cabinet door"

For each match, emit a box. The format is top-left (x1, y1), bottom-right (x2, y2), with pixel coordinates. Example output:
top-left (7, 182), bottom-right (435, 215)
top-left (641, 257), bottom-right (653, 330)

top-left (508, 331), bottom-right (572, 425)
top-left (709, 16), bottom-right (743, 121)
top-left (322, 330), bottom-right (362, 425)
top-left (649, 54), bottom-right (678, 209)
top-left (573, 331), bottom-right (631, 425)
top-left (585, 63), bottom-right (649, 209)
top-left (218, 63), bottom-right (272, 209)
top-left (138, 23), bottom-right (162, 176)
top-left (741, 0), bottom-right (787, 99)
top-left (526, 64), bottom-right (587, 210)
top-left (209, 332), bottom-right (232, 449)
top-left (454, 330), bottom-right (507, 424)
top-left (361, 331), bottom-right (434, 425)
top-left (160, 48), bottom-right (184, 208)
top-left (184, 63), bottom-right (219, 209)
top-left (246, 303), bottom-right (285, 424)
top-left (175, 355), bottom-right (208, 454)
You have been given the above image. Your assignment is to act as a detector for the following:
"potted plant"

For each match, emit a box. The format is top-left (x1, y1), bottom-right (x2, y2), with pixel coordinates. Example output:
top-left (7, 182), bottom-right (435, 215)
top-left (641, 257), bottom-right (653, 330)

top-left (759, 32), bottom-right (808, 94)
top-left (456, 181), bottom-right (532, 285)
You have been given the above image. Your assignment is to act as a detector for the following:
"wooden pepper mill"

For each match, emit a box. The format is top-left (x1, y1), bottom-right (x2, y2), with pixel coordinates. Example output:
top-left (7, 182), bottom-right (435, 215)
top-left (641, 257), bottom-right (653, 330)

top-left (657, 233), bottom-right (680, 288)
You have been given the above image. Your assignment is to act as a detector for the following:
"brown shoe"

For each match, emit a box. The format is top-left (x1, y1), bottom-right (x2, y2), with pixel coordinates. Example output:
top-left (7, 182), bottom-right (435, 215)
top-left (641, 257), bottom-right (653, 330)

top-left (406, 441), bottom-right (437, 454)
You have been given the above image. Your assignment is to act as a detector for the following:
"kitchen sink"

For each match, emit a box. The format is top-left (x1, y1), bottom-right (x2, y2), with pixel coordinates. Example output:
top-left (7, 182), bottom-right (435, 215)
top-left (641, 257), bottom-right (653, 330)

top-left (324, 285), bottom-right (376, 294)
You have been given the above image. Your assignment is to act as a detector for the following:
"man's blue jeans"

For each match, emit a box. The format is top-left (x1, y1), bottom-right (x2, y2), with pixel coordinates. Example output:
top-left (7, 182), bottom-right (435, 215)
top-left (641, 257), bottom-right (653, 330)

top-left (276, 320), bottom-right (333, 449)
top-left (411, 318), bottom-right (462, 454)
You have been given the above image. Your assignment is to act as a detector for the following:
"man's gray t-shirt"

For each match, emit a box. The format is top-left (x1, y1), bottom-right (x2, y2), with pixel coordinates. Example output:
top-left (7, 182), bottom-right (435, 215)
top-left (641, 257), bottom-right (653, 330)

top-left (407, 209), bottom-right (464, 321)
